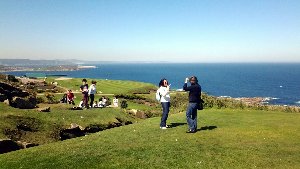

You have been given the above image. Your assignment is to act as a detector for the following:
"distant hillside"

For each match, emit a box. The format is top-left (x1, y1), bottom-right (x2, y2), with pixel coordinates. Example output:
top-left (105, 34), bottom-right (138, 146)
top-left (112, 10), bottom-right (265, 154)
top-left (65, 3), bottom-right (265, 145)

top-left (0, 59), bottom-right (78, 66)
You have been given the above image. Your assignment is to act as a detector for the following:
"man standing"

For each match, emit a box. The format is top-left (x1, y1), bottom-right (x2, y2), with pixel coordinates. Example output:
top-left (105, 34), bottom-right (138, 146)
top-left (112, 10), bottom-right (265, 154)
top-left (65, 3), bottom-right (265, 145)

top-left (183, 76), bottom-right (201, 133)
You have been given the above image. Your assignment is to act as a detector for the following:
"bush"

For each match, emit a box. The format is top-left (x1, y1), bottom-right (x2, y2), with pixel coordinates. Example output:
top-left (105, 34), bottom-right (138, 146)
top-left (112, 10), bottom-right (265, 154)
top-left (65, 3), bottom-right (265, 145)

top-left (115, 94), bottom-right (145, 100)
top-left (7, 75), bottom-right (19, 82)
top-left (44, 92), bottom-right (59, 104)
top-left (36, 97), bottom-right (46, 104)
top-left (171, 93), bottom-right (188, 112)
top-left (120, 100), bottom-right (128, 109)
top-left (130, 86), bottom-right (157, 94)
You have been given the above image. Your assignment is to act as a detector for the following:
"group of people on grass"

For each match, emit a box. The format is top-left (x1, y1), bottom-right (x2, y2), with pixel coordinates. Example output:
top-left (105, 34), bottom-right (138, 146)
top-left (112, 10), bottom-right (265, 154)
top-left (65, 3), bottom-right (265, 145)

top-left (61, 76), bottom-right (202, 133)
top-left (79, 79), bottom-right (118, 108)
top-left (61, 79), bottom-right (118, 109)
top-left (157, 76), bottom-right (202, 133)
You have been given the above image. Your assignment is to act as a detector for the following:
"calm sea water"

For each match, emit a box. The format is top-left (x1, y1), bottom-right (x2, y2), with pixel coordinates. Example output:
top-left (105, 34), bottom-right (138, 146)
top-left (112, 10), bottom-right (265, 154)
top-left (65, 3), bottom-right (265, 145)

top-left (4, 63), bottom-right (300, 106)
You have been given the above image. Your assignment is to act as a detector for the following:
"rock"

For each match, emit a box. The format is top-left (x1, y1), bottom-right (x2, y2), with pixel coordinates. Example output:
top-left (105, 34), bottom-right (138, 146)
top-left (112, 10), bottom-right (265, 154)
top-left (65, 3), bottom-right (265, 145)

top-left (0, 82), bottom-right (29, 99)
top-left (70, 123), bottom-right (84, 130)
top-left (3, 99), bottom-right (9, 105)
top-left (37, 107), bottom-right (50, 112)
top-left (84, 124), bottom-right (107, 133)
top-left (0, 139), bottom-right (21, 154)
top-left (129, 109), bottom-right (138, 115)
top-left (136, 110), bottom-right (147, 119)
top-left (0, 94), bottom-right (7, 102)
top-left (16, 141), bottom-right (38, 149)
top-left (59, 123), bottom-right (85, 140)
top-left (10, 96), bottom-right (37, 109)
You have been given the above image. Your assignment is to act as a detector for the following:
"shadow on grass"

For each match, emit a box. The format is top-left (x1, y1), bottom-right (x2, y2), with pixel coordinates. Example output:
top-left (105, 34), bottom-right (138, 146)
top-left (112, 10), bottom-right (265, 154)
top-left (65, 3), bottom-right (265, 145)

top-left (197, 126), bottom-right (217, 131)
top-left (168, 123), bottom-right (187, 128)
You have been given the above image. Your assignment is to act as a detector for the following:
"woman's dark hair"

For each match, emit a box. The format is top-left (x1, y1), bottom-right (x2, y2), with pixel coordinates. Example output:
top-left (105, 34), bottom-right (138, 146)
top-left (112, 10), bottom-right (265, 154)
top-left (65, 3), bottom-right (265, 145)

top-left (91, 80), bottom-right (97, 84)
top-left (82, 79), bottom-right (87, 82)
top-left (158, 78), bottom-right (168, 87)
top-left (189, 76), bottom-right (198, 84)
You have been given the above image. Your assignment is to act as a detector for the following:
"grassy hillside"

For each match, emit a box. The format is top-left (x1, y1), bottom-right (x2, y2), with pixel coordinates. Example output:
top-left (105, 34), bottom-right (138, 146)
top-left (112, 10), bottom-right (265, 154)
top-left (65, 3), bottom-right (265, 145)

top-left (46, 78), bottom-right (156, 94)
top-left (0, 102), bottom-right (135, 144)
top-left (1, 108), bottom-right (300, 169)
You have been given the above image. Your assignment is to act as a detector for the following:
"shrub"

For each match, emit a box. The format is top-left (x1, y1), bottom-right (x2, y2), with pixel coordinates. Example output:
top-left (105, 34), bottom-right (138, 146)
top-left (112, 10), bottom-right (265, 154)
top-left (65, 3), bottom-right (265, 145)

top-left (115, 94), bottom-right (145, 100)
top-left (7, 75), bottom-right (19, 82)
top-left (44, 92), bottom-right (59, 104)
top-left (171, 93), bottom-right (188, 112)
top-left (120, 100), bottom-right (128, 109)
top-left (36, 96), bottom-right (46, 104)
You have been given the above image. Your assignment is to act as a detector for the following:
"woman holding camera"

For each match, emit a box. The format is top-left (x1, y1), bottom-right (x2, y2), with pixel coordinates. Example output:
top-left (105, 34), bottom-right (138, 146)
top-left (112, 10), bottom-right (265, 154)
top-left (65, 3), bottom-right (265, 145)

top-left (157, 78), bottom-right (171, 129)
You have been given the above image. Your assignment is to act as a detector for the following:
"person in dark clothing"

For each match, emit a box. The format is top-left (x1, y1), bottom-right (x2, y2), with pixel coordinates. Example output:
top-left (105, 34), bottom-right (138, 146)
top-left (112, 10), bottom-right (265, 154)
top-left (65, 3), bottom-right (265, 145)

top-left (183, 76), bottom-right (201, 133)
top-left (80, 79), bottom-right (89, 108)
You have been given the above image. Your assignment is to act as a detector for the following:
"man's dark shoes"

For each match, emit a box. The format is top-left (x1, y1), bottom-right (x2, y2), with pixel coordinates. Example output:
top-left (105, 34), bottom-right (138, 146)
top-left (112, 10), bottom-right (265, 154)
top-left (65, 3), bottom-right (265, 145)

top-left (186, 130), bottom-right (196, 133)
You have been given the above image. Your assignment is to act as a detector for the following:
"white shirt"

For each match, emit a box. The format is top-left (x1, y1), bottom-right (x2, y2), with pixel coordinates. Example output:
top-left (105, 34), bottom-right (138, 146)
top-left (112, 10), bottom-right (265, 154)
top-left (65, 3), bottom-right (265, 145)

top-left (88, 84), bottom-right (97, 95)
top-left (158, 86), bottom-right (170, 102)
top-left (113, 99), bottom-right (118, 107)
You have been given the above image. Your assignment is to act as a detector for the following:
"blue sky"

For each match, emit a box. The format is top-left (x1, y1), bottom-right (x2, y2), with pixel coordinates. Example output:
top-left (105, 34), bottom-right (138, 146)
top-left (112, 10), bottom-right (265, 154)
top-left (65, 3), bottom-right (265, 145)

top-left (0, 0), bottom-right (299, 62)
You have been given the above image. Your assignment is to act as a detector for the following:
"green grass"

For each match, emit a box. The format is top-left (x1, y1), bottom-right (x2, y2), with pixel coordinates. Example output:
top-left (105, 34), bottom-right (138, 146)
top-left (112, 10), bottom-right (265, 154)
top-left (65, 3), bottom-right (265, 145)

top-left (46, 78), bottom-right (156, 94)
top-left (0, 102), bottom-right (135, 144)
top-left (1, 108), bottom-right (300, 169)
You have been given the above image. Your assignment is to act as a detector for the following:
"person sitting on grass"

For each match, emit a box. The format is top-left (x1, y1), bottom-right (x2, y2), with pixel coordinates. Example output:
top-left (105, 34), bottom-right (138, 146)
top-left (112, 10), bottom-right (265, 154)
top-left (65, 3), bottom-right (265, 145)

top-left (78, 100), bottom-right (84, 108)
top-left (93, 101), bottom-right (98, 108)
top-left (98, 96), bottom-right (107, 107)
top-left (60, 94), bottom-right (67, 103)
top-left (113, 97), bottom-right (118, 107)
top-left (67, 89), bottom-right (75, 105)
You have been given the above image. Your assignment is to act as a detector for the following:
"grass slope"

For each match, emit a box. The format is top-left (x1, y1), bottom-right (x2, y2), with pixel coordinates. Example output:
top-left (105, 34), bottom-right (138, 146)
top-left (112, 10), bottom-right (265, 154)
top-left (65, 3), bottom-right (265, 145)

top-left (0, 102), bottom-right (135, 144)
top-left (47, 78), bottom-right (156, 94)
top-left (1, 109), bottom-right (299, 169)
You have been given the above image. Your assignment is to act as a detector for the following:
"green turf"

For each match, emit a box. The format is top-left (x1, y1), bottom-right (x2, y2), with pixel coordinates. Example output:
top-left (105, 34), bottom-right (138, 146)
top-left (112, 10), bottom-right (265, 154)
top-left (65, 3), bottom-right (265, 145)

top-left (1, 108), bottom-right (299, 169)
top-left (46, 78), bottom-right (156, 94)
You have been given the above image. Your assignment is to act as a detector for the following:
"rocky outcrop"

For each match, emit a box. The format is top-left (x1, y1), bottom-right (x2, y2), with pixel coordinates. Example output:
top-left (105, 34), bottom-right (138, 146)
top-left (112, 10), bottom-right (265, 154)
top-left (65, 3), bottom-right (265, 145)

top-left (0, 139), bottom-right (39, 154)
top-left (0, 82), bottom-right (29, 99)
top-left (10, 96), bottom-right (37, 109)
top-left (60, 123), bottom-right (85, 140)
top-left (0, 81), bottom-right (37, 109)
top-left (0, 139), bottom-right (21, 154)
top-left (37, 107), bottom-right (51, 112)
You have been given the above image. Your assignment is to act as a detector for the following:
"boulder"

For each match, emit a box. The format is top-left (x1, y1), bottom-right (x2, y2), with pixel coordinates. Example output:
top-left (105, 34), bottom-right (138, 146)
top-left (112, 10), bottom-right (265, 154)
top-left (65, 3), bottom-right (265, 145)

top-left (70, 123), bottom-right (84, 130)
top-left (16, 141), bottom-right (39, 149)
top-left (136, 110), bottom-right (147, 119)
top-left (59, 123), bottom-right (85, 140)
top-left (0, 139), bottom-right (21, 154)
top-left (3, 99), bottom-right (9, 105)
top-left (10, 96), bottom-right (37, 109)
top-left (37, 107), bottom-right (51, 112)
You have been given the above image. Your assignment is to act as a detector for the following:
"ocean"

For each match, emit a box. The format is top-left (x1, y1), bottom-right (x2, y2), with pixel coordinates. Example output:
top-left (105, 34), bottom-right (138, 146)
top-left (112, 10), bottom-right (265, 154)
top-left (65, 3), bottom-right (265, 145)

top-left (4, 63), bottom-right (300, 106)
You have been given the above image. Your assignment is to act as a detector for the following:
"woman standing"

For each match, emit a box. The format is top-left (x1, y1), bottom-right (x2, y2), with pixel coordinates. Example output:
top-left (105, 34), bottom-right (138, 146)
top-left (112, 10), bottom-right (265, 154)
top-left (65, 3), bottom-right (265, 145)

top-left (88, 80), bottom-right (97, 108)
top-left (157, 78), bottom-right (171, 129)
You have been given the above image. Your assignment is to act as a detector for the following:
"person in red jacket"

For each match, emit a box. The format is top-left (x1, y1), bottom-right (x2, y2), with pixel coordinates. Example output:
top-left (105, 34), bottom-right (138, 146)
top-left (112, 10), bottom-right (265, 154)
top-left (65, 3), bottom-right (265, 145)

top-left (67, 90), bottom-right (75, 105)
